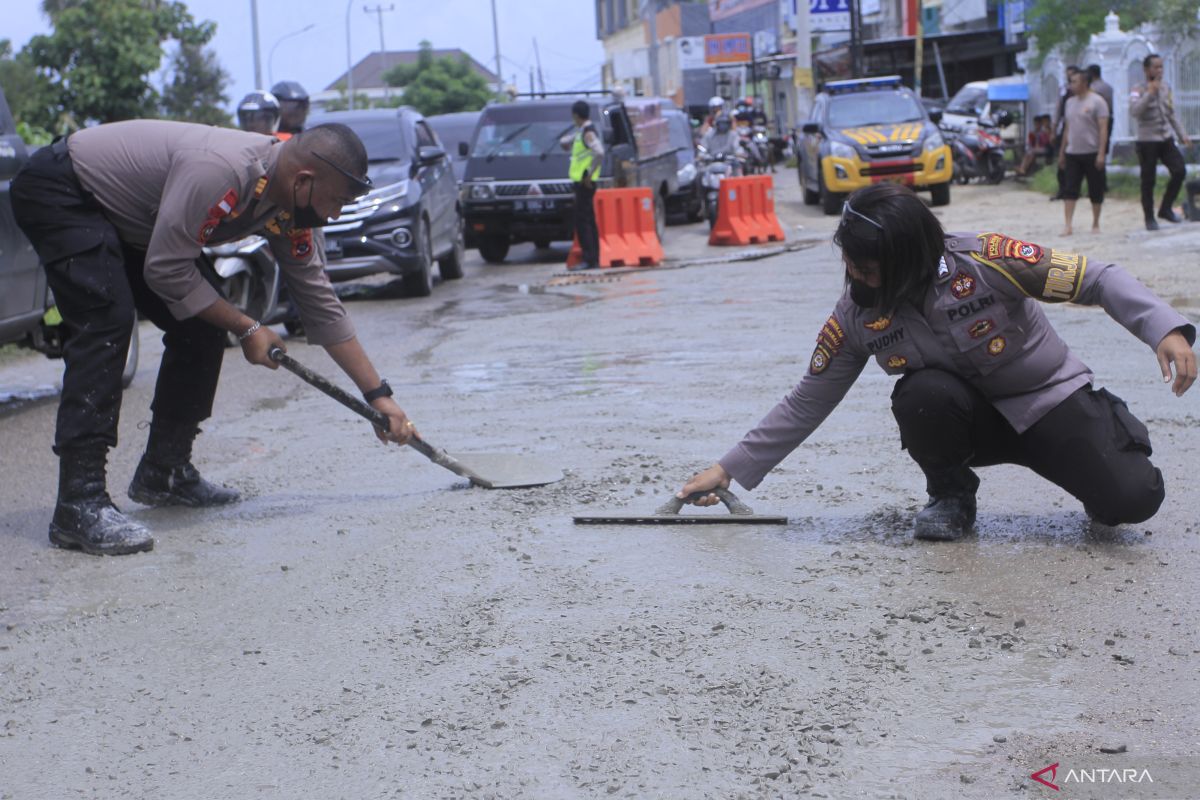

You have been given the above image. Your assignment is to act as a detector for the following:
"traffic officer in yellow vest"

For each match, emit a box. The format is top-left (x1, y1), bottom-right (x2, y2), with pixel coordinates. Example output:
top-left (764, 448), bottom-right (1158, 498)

top-left (565, 100), bottom-right (604, 270)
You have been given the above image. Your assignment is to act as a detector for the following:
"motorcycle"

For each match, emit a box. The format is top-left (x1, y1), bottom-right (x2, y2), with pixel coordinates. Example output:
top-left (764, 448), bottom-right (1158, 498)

top-left (696, 146), bottom-right (745, 229)
top-left (941, 110), bottom-right (1012, 185)
top-left (198, 236), bottom-right (295, 347)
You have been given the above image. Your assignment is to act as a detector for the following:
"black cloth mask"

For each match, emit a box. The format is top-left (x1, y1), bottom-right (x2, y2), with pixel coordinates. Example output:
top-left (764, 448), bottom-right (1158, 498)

top-left (849, 278), bottom-right (880, 309)
top-left (291, 177), bottom-right (327, 228)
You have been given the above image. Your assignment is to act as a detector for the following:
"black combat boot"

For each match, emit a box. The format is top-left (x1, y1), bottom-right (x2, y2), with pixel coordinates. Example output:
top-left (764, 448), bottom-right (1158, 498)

top-left (50, 448), bottom-right (155, 555)
top-left (128, 420), bottom-right (240, 508)
top-left (912, 466), bottom-right (980, 541)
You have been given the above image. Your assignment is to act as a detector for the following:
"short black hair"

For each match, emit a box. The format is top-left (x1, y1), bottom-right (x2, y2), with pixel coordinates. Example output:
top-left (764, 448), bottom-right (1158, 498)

top-left (1144, 53), bottom-right (1162, 69)
top-left (571, 100), bottom-right (590, 120)
top-left (296, 123), bottom-right (369, 189)
top-left (1066, 64), bottom-right (1080, 75)
top-left (1086, 64), bottom-right (1102, 79)
top-left (833, 184), bottom-right (945, 316)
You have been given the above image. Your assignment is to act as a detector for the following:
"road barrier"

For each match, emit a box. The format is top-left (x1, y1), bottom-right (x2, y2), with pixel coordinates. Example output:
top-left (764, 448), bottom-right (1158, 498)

top-left (566, 187), bottom-right (663, 269)
top-left (708, 175), bottom-right (786, 246)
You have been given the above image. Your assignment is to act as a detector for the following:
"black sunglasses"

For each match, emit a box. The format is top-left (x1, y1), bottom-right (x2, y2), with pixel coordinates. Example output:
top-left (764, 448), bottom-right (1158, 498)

top-left (313, 151), bottom-right (373, 198)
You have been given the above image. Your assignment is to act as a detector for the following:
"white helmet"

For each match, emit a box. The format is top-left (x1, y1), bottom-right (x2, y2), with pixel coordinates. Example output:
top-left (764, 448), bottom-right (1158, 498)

top-left (708, 95), bottom-right (725, 111)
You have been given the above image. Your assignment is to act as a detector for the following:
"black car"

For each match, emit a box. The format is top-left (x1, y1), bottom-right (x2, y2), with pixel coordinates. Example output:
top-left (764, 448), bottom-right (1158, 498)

top-left (426, 111), bottom-right (480, 184)
top-left (663, 108), bottom-right (704, 222)
top-left (311, 107), bottom-right (465, 297)
top-left (0, 86), bottom-right (138, 385)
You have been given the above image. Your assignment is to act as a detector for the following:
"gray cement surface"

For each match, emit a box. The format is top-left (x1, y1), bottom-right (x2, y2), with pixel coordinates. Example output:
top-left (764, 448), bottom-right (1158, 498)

top-left (1, 178), bottom-right (1198, 799)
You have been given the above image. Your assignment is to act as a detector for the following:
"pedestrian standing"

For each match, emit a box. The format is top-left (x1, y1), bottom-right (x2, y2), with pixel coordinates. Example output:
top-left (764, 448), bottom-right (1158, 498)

top-left (1131, 53), bottom-right (1192, 230)
top-left (11, 121), bottom-right (416, 556)
top-left (1050, 66), bottom-right (1080, 201)
top-left (676, 184), bottom-right (1195, 541)
top-left (1058, 70), bottom-right (1109, 235)
top-left (565, 100), bottom-right (604, 270)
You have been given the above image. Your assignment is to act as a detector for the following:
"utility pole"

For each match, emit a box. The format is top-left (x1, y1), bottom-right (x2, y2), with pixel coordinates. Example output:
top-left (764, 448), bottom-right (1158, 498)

top-left (849, 0), bottom-right (862, 78)
top-left (364, 4), bottom-right (395, 100)
top-left (533, 38), bottom-right (546, 95)
top-left (250, 0), bottom-right (263, 88)
top-left (491, 0), bottom-right (503, 97)
top-left (640, 0), bottom-right (661, 96)
top-left (913, 0), bottom-right (924, 97)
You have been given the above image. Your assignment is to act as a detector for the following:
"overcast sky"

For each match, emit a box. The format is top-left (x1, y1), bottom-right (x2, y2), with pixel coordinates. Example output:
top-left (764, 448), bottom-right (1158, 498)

top-left (6, 0), bottom-right (607, 111)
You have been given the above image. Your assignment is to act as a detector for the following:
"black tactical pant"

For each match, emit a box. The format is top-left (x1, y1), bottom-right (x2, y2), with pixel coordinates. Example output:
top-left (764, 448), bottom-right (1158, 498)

top-left (572, 181), bottom-right (599, 267)
top-left (1136, 139), bottom-right (1187, 219)
top-left (891, 369), bottom-right (1164, 526)
top-left (11, 141), bottom-right (225, 455)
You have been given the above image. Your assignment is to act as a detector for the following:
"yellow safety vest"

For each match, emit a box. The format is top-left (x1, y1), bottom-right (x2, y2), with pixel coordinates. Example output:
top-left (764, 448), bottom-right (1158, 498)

top-left (569, 123), bottom-right (601, 183)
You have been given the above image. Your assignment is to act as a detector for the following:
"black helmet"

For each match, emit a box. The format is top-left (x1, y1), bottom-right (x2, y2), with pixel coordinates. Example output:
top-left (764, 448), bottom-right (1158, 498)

top-left (715, 116), bottom-right (732, 134)
top-left (237, 91), bottom-right (281, 135)
top-left (270, 80), bottom-right (309, 103)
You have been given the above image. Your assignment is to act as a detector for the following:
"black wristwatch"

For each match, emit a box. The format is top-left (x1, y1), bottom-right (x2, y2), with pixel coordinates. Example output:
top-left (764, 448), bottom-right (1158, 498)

top-left (363, 379), bottom-right (393, 403)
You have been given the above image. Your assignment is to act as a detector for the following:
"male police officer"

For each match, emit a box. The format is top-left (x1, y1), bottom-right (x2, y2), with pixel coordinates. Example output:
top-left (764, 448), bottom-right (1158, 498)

top-left (1131, 54), bottom-right (1191, 230)
top-left (12, 121), bottom-right (414, 556)
top-left (565, 100), bottom-right (604, 270)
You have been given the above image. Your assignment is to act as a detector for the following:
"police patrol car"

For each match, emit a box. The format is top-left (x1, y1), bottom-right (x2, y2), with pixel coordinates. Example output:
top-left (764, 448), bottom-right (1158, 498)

top-left (796, 75), bottom-right (953, 214)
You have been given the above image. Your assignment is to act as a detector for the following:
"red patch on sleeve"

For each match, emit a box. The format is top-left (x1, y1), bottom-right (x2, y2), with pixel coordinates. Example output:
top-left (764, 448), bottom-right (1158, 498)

top-left (196, 189), bottom-right (239, 244)
top-left (289, 228), bottom-right (313, 259)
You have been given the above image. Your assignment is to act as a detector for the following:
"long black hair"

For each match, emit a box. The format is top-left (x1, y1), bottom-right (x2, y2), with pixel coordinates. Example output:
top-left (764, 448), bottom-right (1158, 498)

top-left (833, 183), bottom-right (945, 315)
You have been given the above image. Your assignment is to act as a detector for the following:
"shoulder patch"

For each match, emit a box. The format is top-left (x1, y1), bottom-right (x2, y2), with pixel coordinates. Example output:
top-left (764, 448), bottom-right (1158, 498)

top-left (809, 315), bottom-right (847, 376)
top-left (196, 188), bottom-right (239, 244)
top-left (969, 232), bottom-right (1085, 303)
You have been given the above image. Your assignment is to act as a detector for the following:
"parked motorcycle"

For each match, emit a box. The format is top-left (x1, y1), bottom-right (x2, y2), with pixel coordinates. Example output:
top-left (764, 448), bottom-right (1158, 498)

top-left (198, 236), bottom-right (295, 347)
top-left (941, 110), bottom-right (1013, 185)
top-left (697, 147), bottom-right (744, 229)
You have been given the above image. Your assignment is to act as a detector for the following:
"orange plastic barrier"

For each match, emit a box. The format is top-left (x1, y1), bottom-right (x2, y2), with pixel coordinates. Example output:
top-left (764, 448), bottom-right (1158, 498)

top-left (566, 187), bottom-right (663, 269)
top-left (708, 174), bottom-right (786, 246)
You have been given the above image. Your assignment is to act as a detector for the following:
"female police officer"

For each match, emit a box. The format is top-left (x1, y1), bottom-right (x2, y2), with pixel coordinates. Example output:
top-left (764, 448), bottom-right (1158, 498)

top-left (678, 183), bottom-right (1196, 540)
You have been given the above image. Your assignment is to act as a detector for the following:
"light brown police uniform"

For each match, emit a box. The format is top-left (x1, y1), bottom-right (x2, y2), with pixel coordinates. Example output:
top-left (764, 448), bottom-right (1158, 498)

top-left (67, 119), bottom-right (353, 345)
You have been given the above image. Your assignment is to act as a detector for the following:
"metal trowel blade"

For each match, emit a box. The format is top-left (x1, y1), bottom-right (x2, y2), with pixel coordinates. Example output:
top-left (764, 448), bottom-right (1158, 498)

top-left (449, 452), bottom-right (564, 489)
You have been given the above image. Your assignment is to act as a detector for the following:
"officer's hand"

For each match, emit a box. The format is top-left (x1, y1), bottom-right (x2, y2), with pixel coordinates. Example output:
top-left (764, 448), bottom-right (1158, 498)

top-left (1057, 154), bottom-right (1066, 169)
top-left (370, 397), bottom-right (416, 445)
top-left (241, 326), bottom-right (285, 369)
top-left (1094, 153), bottom-right (1105, 170)
top-left (677, 463), bottom-right (731, 507)
top-left (1183, 135), bottom-right (1193, 148)
top-left (1156, 329), bottom-right (1196, 397)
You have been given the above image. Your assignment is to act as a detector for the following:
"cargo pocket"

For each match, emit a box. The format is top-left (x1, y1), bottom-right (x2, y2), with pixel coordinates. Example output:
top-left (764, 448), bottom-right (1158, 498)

top-left (42, 231), bottom-right (125, 312)
top-left (1097, 387), bottom-right (1152, 456)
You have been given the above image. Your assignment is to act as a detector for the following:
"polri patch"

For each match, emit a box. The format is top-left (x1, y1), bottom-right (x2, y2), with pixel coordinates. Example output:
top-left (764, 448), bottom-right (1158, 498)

top-left (979, 232), bottom-right (1043, 265)
top-left (987, 335), bottom-right (1007, 356)
top-left (967, 318), bottom-right (995, 339)
top-left (886, 355), bottom-right (907, 369)
top-left (289, 228), bottom-right (313, 259)
top-left (196, 188), bottom-right (239, 244)
top-left (809, 315), bottom-right (847, 375)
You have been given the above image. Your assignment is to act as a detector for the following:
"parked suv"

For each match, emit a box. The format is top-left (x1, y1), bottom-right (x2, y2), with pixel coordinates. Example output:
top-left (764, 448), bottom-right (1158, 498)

top-left (310, 107), bottom-right (465, 297)
top-left (459, 94), bottom-right (679, 264)
top-left (796, 75), bottom-right (952, 214)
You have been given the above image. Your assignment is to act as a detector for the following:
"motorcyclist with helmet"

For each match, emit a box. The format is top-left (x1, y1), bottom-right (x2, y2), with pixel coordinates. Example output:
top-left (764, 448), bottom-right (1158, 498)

top-left (271, 81), bottom-right (311, 140)
top-left (700, 116), bottom-right (745, 164)
top-left (236, 91), bottom-right (281, 136)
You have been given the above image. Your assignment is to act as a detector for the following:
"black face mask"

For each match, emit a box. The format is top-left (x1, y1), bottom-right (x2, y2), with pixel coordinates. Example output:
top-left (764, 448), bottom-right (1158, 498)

top-left (849, 278), bottom-right (881, 309)
top-left (291, 177), bottom-right (327, 228)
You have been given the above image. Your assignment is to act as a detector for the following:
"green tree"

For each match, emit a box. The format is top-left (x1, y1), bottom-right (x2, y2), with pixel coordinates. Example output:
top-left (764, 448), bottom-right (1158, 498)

top-left (382, 40), bottom-right (493, 116)
top-left (26, 0), bottom-right (230, 126)
top-left (1027, 0), bottom-right (1200, 63)
top-left (0, 38), bottom-right (60, 137)
top-left (160, 23), bottom-right (231, 126)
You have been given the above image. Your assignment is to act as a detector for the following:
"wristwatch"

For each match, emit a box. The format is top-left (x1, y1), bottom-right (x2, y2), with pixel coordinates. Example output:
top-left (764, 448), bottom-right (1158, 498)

top-left (363, 379), bottom-right (393, 403)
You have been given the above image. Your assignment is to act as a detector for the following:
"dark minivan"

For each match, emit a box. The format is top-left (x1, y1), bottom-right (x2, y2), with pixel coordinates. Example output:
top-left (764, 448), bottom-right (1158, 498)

top-left (458, 95), bottom-right (679, 264)
top-left (312, 107), bottom-right (465, 296)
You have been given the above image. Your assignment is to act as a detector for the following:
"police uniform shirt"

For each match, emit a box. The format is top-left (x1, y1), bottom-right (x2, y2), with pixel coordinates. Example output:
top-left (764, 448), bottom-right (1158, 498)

top-left (719, 233), bottom-right (1196, 490)
top-left (66, 119), bottom-right (353, 345)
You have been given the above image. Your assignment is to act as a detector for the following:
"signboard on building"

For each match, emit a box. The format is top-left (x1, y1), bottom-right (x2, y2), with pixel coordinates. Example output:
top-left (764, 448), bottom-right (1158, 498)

top-left (809, 0), bottom-right (849, 33)
top-left (705, 33), bottom-right (753, 64)
top-left (677, 36), bottom-right (708, 71)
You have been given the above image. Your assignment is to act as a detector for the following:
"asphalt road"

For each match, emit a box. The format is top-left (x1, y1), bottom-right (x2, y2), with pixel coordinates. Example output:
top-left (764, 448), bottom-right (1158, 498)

top-left (1, 178), bottom-right (1198, 799)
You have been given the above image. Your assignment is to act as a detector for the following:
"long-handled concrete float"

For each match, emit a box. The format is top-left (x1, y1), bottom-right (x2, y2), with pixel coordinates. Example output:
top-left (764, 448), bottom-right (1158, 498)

top-left (574, 487), bottom-right (787, 525)
top-left (270, 347), bottom-right (563, 489)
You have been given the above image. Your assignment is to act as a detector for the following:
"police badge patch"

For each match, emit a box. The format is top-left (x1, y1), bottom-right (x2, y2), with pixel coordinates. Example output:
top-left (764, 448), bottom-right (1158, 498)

top-left (987, 335), bottom-right (1006, 356)
top-left (864, 315), bottom-right (892, 331)
top-left (950, 271), bottom-right (976, 299)
top-left (289, 228), bottom-right (313, 259)
top-left (809, 315), bottom-right (847, 375)
top-left (886, 355), bottom-right (907, 369)
top-left (967, 318), bottom-right (995, 339)
top-left (196, 188), bottom-right (239, 244)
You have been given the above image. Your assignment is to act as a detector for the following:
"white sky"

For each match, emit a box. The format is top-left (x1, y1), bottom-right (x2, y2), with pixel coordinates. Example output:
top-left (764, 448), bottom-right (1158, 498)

top-left (5, 0), bottom-right (607, 111)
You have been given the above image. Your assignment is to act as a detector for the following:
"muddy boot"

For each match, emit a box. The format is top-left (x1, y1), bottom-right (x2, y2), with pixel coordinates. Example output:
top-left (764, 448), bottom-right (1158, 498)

top-left (128, 421), bottom-right (240, 508)
top-left (913, 467), bottom-right (980, 541)
top-left (49, 449), bottom-right (155, 555)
